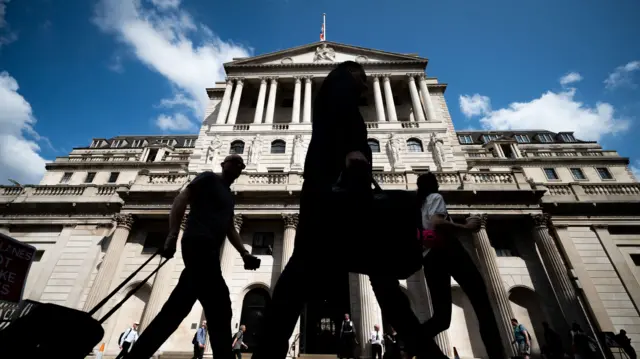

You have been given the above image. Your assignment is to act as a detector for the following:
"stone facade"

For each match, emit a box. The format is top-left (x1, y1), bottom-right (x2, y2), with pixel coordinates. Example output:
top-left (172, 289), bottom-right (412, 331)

top-left (1, 41), bottom-right (639, 359)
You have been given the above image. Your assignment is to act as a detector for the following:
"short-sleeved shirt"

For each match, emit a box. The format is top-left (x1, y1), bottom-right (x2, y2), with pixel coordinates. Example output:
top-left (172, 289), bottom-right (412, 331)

top-left (421, 193), bottom-right (448, 230)
top-left (233, 330), bottom-right (244, 350)
top-left (514, 324), bottom-right (528, 342)
top-left (184, 172), bottom-right (235, 248)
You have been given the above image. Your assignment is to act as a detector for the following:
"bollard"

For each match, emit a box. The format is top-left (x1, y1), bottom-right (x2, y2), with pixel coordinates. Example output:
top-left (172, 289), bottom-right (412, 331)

top-left (96, 343), bottom-right (105, 359)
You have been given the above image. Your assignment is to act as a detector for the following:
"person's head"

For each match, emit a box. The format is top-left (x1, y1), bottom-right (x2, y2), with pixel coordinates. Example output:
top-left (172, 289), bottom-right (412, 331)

top-left (201, 320), bottom-right (207, 328)
top-left (572, 322), bottom-right (581, 331)
top-left (417, 171), bottom-right (439, 202)
top-left (337, 60), bottom-right (368, 93)
top-left (510, 318), bottom-right (518, 327)
top-left (374, 324), bottom-right (380, 331)
top-left (240, 325), bottom-right (246, 332)
top-left (344, 313), bottom-right (350, 320)
top-left (620, 329), bottom-right (627, 335)
top-left (220, 154), bottom-right (245, 181)
top-left (133, 322), bottom-right (139, 330)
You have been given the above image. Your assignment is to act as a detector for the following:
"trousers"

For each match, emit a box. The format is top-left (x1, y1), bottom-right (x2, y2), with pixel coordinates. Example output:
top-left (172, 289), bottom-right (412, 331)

top-left (125, 237), bottom-right (232, 359)
top-left (422, 235), bottom-right (506, 359)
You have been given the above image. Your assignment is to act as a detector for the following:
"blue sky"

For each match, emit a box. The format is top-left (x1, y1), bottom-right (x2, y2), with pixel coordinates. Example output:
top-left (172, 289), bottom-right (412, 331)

top-left (1, 0), bottom-right (639, 184)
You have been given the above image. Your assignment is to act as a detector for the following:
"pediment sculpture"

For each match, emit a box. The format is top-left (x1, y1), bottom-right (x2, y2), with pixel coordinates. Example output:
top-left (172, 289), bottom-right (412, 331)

top-left (314, 44), bottom-right (336, 62)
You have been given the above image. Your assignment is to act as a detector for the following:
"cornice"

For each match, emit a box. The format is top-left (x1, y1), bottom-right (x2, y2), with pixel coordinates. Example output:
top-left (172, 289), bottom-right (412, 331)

top-left (225, 60), bottom-right (428, 70)
top-left (45, 161), bottom-right (189, 171)
top-left (466, 156), bottom-right (630, 166)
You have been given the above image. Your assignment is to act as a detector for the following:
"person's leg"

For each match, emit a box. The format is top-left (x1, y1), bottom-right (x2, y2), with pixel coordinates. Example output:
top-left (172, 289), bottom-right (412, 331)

top-left (447, 238), bottom-right (506, 359)
top-left (422, 246), bottom-right (453, 338)
top-left (251, 251), bottom-right (317, 359)
top-left (125, 268), bottom-right (197, 358)
top-left (115, 342), bottom-right (131, 359)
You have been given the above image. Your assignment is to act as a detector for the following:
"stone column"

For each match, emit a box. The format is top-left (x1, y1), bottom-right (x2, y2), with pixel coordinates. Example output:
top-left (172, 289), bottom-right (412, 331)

top-left (372, 76), bottom-right (386, 122)
top-left (418, 74), bottom-right (438, 122)
top-left (282, 214), bottom-right (301, 357)
top-left (216, 78), bottom-right (234, 124)
top-left (382, 75), bottom-right (398, 122)
top-left (220, 214), bottom-right (243, 279)
top-left (83, 213), bottom-right (135, 316)
top-left (472, 214), bottom-right (516, 357)
top-left (532, 214), bottom-right (586, 327)
top-left (227, 78), bottom-right (244, 125)
top-left (139, 216), bottom-right (187, 331)
top-left (253, 78), bottom-right (268, 124)
top-left (357, 274), bottom-right (384, 359)
top-left (291, 77), bottom-right (302, 124)
top-left (303, 76), bottom-right (312, 123)
top-left (264, 77), bottom-right (278, 124)
top-left (407, 75), bottom-right (426, 122)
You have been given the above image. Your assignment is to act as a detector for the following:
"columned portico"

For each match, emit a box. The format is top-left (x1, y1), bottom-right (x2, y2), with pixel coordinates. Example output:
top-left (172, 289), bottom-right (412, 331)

top-left (254, 78), bottom-right (268, 124)
top-left (282, 214), bottom-right (301, 357)
top-left (303, 76), bottom-right (312, 123)
top-left (407, 75), bottom-right (426, 122)
top-left (418, 74), bottom-right (438, 122)
top-left (291, 77), bottom-right (302, 124)
top-left (265, 77), bottom-right (279, 124)
top-left (472, 214), bottom-right (516, 357)
top-left (216, 79), bottom-right (234, 124)
top-left (382, 75), bottom-right (398, 122)
top-left (83, 213), bottom-right (135, 317)
top-left (372, 76), bottom-right (386, 122)
top-left (227, 78), bottom-right (244, 125)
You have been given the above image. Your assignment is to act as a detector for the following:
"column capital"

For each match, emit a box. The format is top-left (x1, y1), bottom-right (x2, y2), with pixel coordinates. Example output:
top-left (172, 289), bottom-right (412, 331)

top-left (269, 76), bottom-right (279, 83)
top-left (406, 74), bottom-right (417, 82)
top-left (416, 73), bottom-right (427, 80)
top-left (373, 76), bottom-right (381, 83)
top-left (293, 76), bottom-right (303, 82)
top-left (114, 213), bottom-right (135, 230)
top-left (225, 78), bottom-right (234, 85)
top-left (381, 73), bottom-right (392, 80)
top-left (304, 75), bottom-right (313, 82)
top-left (532, 213), bottom-right (551, 228)
top-left (233, 214), bottom-right (243, 230)
top-left (282, 213), bottom-right (299, 229)
top-left (469, 213), bottom-right (488, 229)
top-left (259, 77), bottom-right (268, 84)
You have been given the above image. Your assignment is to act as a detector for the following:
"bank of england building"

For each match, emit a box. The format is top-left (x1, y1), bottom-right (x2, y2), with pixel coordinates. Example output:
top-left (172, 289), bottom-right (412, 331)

top-left (1, 41), bottom-right (639, 359)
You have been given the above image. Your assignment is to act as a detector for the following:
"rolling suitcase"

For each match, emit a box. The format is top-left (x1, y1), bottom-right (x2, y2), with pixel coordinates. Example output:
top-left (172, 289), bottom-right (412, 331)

top-left (0, 250), bottom-right (169, 359)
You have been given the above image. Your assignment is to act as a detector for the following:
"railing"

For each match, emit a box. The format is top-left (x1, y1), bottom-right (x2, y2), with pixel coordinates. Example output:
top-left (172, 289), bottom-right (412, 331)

top-left (272, 124), bottom-right (289, 131)
top-left (0, 184), bottom-right (126, 203)
top-left (538, 182), bottom-right (640, 202)
top-left (522, 151), bottom-right (615, 158)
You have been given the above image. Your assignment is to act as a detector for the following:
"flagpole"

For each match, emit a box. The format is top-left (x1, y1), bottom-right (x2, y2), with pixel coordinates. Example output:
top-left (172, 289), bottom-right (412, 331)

top-left (323, 13), bottom-right (326, 41)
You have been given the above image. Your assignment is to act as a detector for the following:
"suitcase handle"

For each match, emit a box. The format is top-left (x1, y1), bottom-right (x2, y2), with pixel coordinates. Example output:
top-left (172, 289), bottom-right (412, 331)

top-left (98, 256), bottom-right (169, 324)
top-left (88, 250), bottom-right (168, 319)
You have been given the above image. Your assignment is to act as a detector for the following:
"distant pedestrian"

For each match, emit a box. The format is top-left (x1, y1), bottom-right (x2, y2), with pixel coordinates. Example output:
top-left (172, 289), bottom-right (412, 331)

top-left (192, 321), bottom-right (206, 359)
top-left (232, 325), bottom-right (248, 359)
top-left (116, 322), bottom-right (139, 359)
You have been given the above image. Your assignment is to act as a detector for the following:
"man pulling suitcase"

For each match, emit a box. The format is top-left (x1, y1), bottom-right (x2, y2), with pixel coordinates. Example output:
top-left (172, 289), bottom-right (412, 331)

top-left (125, 154), bottom-right (261, 359)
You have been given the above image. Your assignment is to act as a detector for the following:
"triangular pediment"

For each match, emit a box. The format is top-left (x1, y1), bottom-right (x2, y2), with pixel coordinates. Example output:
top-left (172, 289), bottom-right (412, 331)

top-left (225, 41), bottom-right (427, 67)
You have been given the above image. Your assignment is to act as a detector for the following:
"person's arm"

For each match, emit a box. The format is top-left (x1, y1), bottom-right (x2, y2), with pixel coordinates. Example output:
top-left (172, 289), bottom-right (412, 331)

top-left (522, 328), bottom-right (530, 346)
top-left (227, 225), bottom-right (249, 257)
top-left (427, 194), bottom-right (479, 232)
top-left (197, 328), bottom-right (206, 347)
top-left (231, 333), bottom-right (238, 348)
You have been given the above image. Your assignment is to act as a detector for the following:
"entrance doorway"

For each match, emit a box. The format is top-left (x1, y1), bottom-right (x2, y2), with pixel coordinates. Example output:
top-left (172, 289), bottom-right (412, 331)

top-left (301, 273), bottom-right (351, 354)
top-left (239, 287), bottom-right (271, 352)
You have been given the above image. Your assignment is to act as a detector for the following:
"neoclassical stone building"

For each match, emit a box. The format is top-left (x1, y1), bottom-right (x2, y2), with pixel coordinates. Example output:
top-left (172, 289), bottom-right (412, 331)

top-left (1, 41), bottom-right (639, 359)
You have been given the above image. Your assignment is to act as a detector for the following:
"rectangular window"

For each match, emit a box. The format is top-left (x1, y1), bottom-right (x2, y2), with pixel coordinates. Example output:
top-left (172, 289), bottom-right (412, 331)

top-left (146, 149), bottom-right (158, 162)
top-left (543, 168), bottom-right (559, 180)
top-left (90, 141), bottom-right (98, 148)
top-left (570, 168), bottom-right (586, 180)
top-left (142, 232), bottom-right (166, 254)
top-left (596, 167), bottom-right (613, 180)
top-left (538, 134), bottom-right (554, 142)
top-left (34, 250), bottom-right (45, 262)
top-left (110, 140), bottom-right (122, 148)
top-left (514, 134), bottom-right (530, 143)
top-left (560, 133), bottom-right (576, 142)
top-left (108, 172), bottom-right (119, 183)
top-left (252, 232), bottom-right (274, 255)
top-left (60, 172), bottom-right (73, 184)
top-left (481, 134), bottom-right (499, 143)
top-left (458, 135), bottom-right (473, 144)
top-left (184, 139), bottom-right (195, 147)
top-left (131, 140), bottom-right (143, 147)
top-left (500, 144), bottom-right (516, 158)
top-left (84, 172), bottom-right (97, 183)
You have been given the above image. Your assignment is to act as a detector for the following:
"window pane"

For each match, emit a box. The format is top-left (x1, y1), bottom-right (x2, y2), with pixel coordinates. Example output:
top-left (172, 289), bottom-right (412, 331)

top-left (596, 167), bottom-right (612, 179)
top-left (108, 172), bottom-right (119, 183)
top-left (406, 139), bottom-right (423, 152)
top-left (85, 172), bottom-right (96, 183)
top-left (368, 139), bottom-right (380, 153)
top-left (270, 140), bottom-right (286, 154)
top-left (570, 168), bottom-right (585, 180)
top-left (544, 168), bottom-right (558, 180)
top-left (230, 141), bottom-right (245, 155)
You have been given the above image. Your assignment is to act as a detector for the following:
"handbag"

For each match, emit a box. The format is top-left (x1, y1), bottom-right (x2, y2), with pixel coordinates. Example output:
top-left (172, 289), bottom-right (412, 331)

top-left (330, 171), bottom-right (424, 279)
top-left (0, 250), bottom-right (169, 359)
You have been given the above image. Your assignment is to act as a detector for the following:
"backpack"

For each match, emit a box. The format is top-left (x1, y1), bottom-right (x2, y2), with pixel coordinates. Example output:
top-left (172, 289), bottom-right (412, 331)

top-left (192, 332), bottom-right (197, 345)
top-left (517, 324), bottom-right (532, 342)
top-left (119, 328), bottom-right (131, 344)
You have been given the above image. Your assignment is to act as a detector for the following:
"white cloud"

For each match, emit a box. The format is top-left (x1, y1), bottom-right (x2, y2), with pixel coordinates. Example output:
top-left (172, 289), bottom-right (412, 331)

top-left (108, 54), bottom-right (124, 73)
top-left (150, 0), bottom-right (181, 9)
top-left (0, 0), bottom-right (18, 48)
top-left (460, 73), bottom-right (630, 141)
top-left (93, 0), bottom-right (251, 130)
top-left (605, 61), bottom-right (640, 89)
top-left (559, 72), bottom-right (583, 86)
top-left (155, 113), bottom-right (197, 132)
top-left (459, 94), bottom-right (491, 118)
top-left (630, 160), bottom-right (640, 182)
top-left (0, 72), bottom-right (47, 184)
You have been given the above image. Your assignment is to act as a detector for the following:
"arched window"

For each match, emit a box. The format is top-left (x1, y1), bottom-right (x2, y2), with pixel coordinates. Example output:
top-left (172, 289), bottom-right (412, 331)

top-left (368, 139), bottom-right (380, 153)
top-left (406, 138), bottom-right (424, 152)
top-left (271, 140), bottom-right (286, 154)
top-left (239, 288), bottom-right (271, 351)
top-left (230, 140), bottom-right (245, 155)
